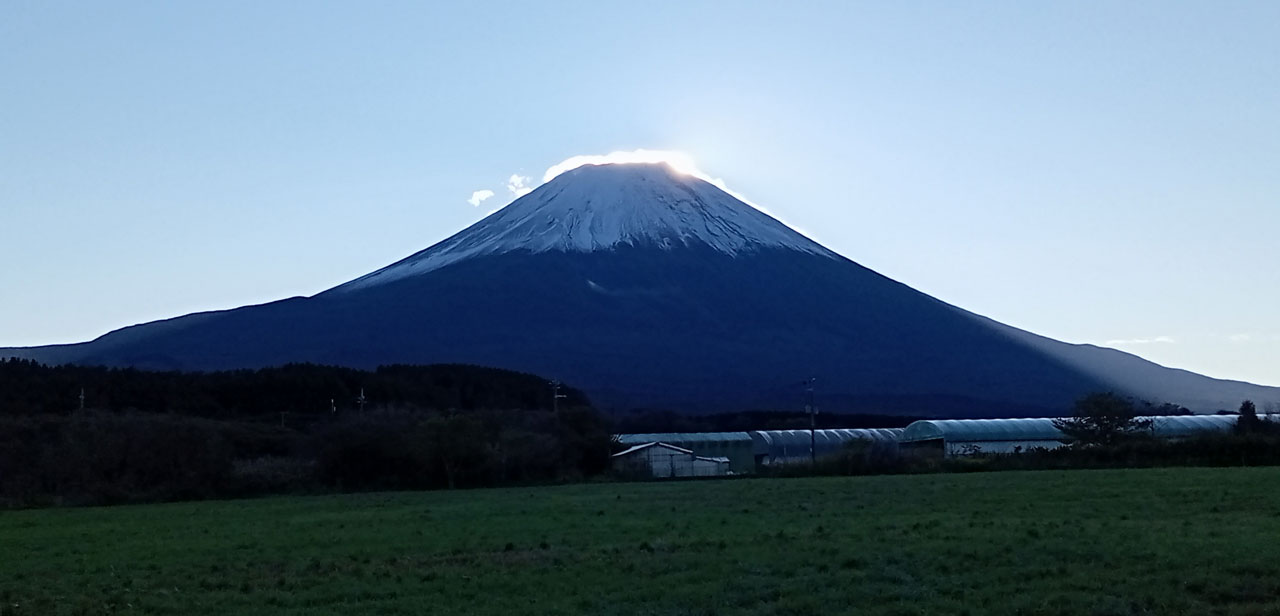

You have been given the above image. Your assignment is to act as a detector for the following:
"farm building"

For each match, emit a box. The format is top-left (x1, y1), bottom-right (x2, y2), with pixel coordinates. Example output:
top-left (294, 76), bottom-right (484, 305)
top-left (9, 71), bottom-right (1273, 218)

top-left (900, 414), bottom-right (1244, 457)
top-left (751, 429), bottom-right (904, 465)
top-left (615, 432), bottom-right (754, 473)
top-left (611, 442), bottom-right (731, 478)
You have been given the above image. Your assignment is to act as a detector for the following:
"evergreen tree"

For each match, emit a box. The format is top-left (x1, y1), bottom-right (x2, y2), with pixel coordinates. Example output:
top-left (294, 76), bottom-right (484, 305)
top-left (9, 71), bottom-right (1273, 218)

top-left (1053, 392), bottom-right (1153, 447)
top-left (1237, 399), bottom-right (1260, 434)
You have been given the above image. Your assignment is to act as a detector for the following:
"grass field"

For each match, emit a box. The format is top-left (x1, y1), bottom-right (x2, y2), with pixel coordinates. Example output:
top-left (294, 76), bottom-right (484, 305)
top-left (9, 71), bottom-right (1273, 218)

top-left (5, 467), bottom-right (1280, 615)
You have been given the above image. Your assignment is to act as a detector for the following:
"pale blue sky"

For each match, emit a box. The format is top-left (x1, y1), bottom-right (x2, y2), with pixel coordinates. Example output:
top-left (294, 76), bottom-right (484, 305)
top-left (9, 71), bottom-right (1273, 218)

top-left (2, 1), bottom-right (1277, 385)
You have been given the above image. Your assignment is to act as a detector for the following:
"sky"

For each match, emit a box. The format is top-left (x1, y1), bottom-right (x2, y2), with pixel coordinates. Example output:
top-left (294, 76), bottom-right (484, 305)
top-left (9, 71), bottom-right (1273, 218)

top-left (1, 1), bottom-right (1277, 385)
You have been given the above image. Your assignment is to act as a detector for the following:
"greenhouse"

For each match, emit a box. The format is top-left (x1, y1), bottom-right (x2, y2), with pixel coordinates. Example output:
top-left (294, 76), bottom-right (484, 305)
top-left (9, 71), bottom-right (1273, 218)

top-left (615, 432), bottom-right (755, 473)
top-left (1148, 414), bottom-right (1241, 437)
top-left (610, 442), bottom-right (731, 478)
top-left (899, 418), bottom-right (1067, 456)
top-left (900, 414), bottom-right (1245, 457)
top-left (750, 429), bottom-right (903, 465)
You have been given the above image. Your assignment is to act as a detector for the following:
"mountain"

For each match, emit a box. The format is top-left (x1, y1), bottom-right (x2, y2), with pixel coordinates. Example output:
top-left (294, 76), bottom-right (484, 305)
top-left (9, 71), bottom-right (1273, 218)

top-left (4, 163), bottom-right (1277, 415)
top-left (334, 163), bottom-right (838, 292)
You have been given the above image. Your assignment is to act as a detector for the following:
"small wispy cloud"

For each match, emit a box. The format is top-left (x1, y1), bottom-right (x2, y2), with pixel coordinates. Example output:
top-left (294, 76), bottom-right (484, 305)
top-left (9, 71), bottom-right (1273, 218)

top-left (1104, 336), bottom-right (1176, 346)
top-left (467, 189), bottom-right (495, 207)
top-left (507, 174), bottom-right (533, 198)
top-left (1229, 333), bottom-right (1254, 343)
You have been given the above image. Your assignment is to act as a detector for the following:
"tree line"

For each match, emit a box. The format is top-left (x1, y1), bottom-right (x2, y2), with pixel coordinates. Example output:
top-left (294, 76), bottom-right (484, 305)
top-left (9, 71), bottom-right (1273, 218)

top-left (0, 359), bottom-right (610, 508)
top-left (0, 358), bottom-right (589, 417)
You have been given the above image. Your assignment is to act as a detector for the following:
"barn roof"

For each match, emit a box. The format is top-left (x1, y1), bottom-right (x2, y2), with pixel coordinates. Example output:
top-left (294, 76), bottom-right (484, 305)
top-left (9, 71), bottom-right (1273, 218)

top-left (611, 442), bottom-right (694, 457)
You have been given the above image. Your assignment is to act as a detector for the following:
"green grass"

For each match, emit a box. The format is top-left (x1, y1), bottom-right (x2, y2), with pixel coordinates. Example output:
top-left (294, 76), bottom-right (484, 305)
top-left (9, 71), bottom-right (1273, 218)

top-left (5, 467), bottom-right (1280, 615)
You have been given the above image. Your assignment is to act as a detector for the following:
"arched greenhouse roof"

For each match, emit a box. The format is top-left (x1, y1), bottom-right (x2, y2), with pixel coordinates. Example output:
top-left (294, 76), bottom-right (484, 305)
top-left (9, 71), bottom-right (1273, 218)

top-left (616, 432), bottom-right (753, 446)
top-left (902, 414), bottom-right (1245, 443)
top-left (751, 429), bottom-right (903, 458)
top-left (752, 429), bottom-right (902, 448)
top-left (1149, 414), bottom-right (1238, 437)
top-left (901, 418), bottom-right (1066, 443)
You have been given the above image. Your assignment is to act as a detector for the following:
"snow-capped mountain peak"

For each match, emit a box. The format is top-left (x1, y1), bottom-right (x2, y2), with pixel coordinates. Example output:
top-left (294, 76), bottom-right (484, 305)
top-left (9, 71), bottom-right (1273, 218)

top-left (333, 163), bottom-right (836, 292)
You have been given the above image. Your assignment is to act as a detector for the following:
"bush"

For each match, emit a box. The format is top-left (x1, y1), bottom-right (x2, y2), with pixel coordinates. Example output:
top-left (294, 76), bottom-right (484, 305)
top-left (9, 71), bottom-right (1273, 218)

top-left (310, 407), bottom-right (613, 492)
top-left (758, 439), bottom-right (906, 478)
top-left (821, 439), bottom-right (903, 475)
top-left (0, 413), bottom-right (238, 506)
top-left (0, 416), bottom-right (63, 506)
top-left (312, 412), bottom-right (427, 490)
top-left (230, 456), bottom-right (318, 496)
top-left (54, 413), bottom-right (235, 505)
top-left (938, 433), bottom-right (1280, 472)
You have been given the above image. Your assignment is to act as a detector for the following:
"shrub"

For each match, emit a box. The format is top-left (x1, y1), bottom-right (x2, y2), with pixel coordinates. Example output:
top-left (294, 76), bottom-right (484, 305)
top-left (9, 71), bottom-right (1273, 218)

top-left (54, 413), bottom-right (235, 505)
top-left (309, 407), bottom-right (613, 492)
top-left (230, 456), bottom-right (318, 496)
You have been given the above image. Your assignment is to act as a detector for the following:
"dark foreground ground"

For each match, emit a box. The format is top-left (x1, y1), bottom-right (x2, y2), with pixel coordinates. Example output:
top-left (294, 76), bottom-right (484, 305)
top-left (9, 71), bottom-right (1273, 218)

top-left (4, 467), bottom-right (1280, 615)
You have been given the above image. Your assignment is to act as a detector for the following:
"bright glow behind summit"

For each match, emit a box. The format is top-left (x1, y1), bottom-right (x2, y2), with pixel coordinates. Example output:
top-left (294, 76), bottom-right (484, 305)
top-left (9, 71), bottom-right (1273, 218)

top-left (542, 150), bottom-right (704, 183)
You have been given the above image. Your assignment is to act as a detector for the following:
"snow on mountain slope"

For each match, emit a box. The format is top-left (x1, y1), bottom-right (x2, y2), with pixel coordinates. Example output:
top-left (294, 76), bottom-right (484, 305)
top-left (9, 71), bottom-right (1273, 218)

top-left (333, 163), bottom-right (838, 292)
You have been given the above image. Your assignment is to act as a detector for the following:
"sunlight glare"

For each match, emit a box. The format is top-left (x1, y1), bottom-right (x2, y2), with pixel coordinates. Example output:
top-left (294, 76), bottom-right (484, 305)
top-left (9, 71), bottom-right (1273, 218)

top-left (542, 149), bottom-right (705, 183)
top-left (536, 148), bottom-right (787, 224)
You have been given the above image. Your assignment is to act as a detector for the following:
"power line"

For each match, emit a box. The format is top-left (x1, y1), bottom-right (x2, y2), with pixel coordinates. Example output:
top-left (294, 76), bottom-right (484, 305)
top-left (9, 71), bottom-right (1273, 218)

top-left (550, 381), bottom-right (567, 412)
top-left (804, 377), bottom-right (817, 467)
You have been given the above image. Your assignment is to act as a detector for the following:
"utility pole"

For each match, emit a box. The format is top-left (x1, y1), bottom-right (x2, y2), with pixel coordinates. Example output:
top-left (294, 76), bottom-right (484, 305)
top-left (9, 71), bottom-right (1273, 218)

top-left (77, 388), bottom-right (85, 413)
top-left (356, 388), bottom-right (367, 413)
top-left (550, 381), bottom-right (567, 412)
top-left (805, 378), bottom-right (817, 467)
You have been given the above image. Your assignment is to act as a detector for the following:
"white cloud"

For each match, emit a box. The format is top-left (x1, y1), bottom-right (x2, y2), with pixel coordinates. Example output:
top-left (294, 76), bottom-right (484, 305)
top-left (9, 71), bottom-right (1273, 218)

top-left (1104, 336), bottom-right (1177, 346)
top-left (1229, 333), bottom-right (1254, 343)
top-left (467, 189), bottom-right (495, 207)
top-left (507, 174), bottom-right (533, 198)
